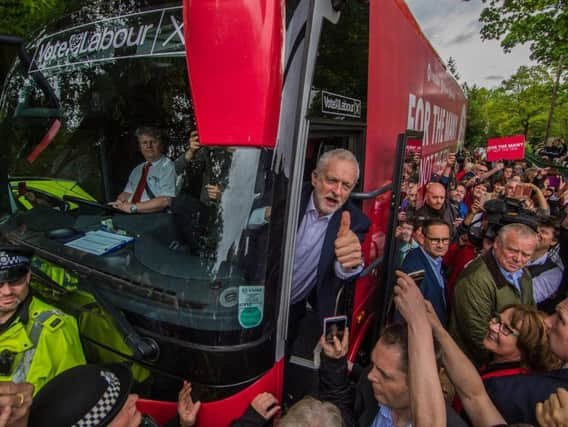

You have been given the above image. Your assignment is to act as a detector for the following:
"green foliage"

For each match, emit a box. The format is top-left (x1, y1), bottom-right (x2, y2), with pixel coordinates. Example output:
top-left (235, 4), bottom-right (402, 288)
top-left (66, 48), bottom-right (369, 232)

top-left (0, 0), bottom-right (66, 36)
top-left (465, 64), bottom-right (568, 148)
top-left (480, 0), bottom-right (567, 67)
top-left (464, 84), bottom-right (490, 148)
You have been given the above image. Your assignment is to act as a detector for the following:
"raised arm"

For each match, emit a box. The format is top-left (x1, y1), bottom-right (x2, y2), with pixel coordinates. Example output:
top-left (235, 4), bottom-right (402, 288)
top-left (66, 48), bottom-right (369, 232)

top-left (394, 271), bottom-right (445, 427)
top-left (425, 301), bottom-right (506, 427)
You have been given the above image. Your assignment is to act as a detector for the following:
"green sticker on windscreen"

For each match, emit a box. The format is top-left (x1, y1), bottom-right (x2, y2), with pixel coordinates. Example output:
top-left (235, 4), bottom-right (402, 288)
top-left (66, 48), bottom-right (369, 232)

top-left (238, 286), bottom-right (264, 328)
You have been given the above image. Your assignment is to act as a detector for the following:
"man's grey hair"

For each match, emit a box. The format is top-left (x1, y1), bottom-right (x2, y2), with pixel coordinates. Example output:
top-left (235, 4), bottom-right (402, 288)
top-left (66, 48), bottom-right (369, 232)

top-left (135, 126), bottom-right (162, 143)
top-left (497, 223), bottom-right (537, 244)
top-left (280, 396), bottom-right (344, 427)
top-left (315, 148), bottom-right (360, 182)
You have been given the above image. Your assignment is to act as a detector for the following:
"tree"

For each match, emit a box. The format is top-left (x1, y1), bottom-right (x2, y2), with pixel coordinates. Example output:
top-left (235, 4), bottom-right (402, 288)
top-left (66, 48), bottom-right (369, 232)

top-left (464, 64), bottom-right (568, 149)
top-left (464, 83), bottom-right (490, 148)
top-left (447, 56), bottom-right (461, 81)
top-left (479, 0), bottom-right (568, 143)
top-left (0, 0), bottom-right (68, 86)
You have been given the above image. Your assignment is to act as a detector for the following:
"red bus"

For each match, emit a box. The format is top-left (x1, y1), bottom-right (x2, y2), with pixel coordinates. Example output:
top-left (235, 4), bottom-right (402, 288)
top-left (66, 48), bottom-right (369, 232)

top-left (0, 0), bottom-right (466, 424)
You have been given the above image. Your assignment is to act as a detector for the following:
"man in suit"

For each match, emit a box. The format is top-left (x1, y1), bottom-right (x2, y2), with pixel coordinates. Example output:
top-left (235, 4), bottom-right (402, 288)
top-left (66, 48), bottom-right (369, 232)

top-left (289, 149), bottom-right (370, 341)
top-left (398, 218), bottom-right (451, 328)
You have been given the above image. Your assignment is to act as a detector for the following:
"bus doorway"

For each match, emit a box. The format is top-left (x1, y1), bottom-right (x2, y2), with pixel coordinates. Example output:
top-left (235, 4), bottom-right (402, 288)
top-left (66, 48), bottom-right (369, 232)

top-left (285, 120), bottom-right (366, 405)
top-left (303, 120), bottom-right (366, 195)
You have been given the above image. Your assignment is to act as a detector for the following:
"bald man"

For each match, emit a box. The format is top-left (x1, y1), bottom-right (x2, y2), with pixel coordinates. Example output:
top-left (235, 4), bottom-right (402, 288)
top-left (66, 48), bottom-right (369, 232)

top-left (415, 182), bottom-right (459, 237)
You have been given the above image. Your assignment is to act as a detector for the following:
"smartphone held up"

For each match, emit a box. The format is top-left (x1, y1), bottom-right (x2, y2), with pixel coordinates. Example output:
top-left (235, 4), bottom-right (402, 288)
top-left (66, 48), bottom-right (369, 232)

top-left (323, 315), bottom-right (347, 343)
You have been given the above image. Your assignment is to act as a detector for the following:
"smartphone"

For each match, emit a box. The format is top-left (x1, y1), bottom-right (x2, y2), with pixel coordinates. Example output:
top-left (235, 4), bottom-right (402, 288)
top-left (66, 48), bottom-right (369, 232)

top-left (323, 315), bottom-right (347, 343)
top-left (407, 269), bottom-right (425, 287)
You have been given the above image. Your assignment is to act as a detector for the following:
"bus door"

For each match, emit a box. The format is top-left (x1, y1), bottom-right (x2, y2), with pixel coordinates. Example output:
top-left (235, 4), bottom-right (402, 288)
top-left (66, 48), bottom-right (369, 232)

top-left (284, 120), bottom-right (366, 403)
top-left (303, 120), bottom-right (366, 195)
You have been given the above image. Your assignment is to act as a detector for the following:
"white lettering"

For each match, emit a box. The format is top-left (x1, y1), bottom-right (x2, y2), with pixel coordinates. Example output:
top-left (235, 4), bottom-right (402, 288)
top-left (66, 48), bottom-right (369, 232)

top-left (407, 93), bottom-right (417, 130)
top-left (113, 28), bottom-right (128, 48)
top-left (88, 33), bottom-right (101, 52)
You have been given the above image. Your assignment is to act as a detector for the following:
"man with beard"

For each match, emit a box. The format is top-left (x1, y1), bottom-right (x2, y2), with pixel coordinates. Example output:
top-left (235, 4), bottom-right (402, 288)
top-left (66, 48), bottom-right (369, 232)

top-left (0, 246), bottom-right (85, 395)
top-left (449, 223), bottom-right (537, 366)
top-left (289, 149), bottom-right (370, 340)
top-left (449, 183), bottom-right (468, 218)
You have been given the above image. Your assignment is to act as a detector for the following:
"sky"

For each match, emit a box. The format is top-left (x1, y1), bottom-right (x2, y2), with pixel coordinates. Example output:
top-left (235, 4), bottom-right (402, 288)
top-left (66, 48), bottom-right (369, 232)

top-left (405, 0), bottom-right (535, 88)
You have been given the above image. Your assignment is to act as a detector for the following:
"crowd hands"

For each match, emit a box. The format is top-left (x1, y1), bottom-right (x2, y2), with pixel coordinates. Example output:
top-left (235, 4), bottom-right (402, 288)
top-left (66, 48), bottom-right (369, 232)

top-left (392, 270), bottom-right (568, 427)
top-left (390, 146), bottom-right (568, 426)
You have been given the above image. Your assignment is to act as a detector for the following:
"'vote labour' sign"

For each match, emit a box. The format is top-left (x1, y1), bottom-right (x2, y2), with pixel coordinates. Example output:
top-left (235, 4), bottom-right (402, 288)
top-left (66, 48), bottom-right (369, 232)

top-left (487, 135), bottom-right (525, 161)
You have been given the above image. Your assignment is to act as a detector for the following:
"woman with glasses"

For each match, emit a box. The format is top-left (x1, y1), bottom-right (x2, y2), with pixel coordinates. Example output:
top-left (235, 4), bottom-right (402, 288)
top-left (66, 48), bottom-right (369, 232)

top-left (480, 304), bottom-right (561, 383)
top-left (452, 304), bottom-right (560, 418)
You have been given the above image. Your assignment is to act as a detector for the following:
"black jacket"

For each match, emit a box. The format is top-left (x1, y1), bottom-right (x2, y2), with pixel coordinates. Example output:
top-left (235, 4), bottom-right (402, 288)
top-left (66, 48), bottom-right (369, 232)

top-left (485, 368), bottom-right (568, 424)
top-left (318, 354), bottom-right (468, 427)
top-left (298, 184), bottom-right (370, 319)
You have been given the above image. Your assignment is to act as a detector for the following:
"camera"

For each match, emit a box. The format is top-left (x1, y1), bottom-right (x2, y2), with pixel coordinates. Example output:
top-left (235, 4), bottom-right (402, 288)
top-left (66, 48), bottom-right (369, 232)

top-left (455, 151), bottom-right (466, 164)
top-left (466, 198), bottom-right (538, 249)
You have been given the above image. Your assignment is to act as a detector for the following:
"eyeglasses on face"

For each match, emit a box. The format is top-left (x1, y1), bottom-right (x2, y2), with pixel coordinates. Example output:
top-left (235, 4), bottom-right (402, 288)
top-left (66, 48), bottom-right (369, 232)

top-left (490, 313), bottom-right (519, 337)
top-left (425, 236), bottom-right (450, 245)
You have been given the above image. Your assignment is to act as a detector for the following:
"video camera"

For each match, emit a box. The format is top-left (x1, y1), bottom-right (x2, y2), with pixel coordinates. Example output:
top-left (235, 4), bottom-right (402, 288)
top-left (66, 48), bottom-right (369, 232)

top-left (467, 198), bottom-right (538, 249)
top-left (455, 150), bottom-right (466, 165)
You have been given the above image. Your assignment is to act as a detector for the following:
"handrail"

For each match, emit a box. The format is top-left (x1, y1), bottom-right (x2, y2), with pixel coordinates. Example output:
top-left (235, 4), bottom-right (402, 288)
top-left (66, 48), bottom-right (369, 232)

top-left (360, 255), bottom-right (384, 278)
top-left (350, 183), bottom-right (393, 200)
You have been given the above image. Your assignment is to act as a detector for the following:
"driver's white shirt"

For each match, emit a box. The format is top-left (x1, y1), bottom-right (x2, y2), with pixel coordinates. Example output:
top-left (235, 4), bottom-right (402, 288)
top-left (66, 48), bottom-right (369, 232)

top-left (123, 155), bottom-right (176, 202)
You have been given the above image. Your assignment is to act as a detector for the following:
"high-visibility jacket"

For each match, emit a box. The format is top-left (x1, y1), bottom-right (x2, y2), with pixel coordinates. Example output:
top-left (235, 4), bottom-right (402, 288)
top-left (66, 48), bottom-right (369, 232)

top-left (0, 296), bottom-right (86, 395)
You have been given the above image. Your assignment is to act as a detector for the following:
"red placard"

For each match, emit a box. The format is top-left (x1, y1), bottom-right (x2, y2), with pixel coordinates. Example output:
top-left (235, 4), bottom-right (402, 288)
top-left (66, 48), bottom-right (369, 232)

top-left (487, 135), bottom-right (525, 161)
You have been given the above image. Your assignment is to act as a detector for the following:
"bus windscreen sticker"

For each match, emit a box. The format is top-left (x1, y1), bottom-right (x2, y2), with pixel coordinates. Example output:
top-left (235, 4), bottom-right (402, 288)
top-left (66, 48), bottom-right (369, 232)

top-left (238, 286), bottom-right (264, 329)
top-left (30, 6), bottom-right (185, 72)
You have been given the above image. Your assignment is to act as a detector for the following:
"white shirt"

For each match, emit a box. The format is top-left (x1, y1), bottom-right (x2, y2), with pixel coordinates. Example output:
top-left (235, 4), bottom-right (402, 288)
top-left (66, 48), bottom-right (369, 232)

top-left (123, 155), bottom-right (176, 202)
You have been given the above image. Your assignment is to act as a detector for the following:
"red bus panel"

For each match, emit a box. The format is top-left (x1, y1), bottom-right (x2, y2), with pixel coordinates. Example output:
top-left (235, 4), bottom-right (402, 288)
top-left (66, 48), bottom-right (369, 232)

top-left (183, 0), bottom-right (283, 148)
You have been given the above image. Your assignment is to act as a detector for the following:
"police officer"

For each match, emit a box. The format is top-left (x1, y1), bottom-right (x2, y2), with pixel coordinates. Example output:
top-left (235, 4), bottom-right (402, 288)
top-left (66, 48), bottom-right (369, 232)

top-left (0, 246), bottom-right (85, 395)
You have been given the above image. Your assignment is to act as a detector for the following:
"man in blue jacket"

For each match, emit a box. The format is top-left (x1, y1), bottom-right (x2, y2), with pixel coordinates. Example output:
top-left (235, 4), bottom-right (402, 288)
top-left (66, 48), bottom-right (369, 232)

top-left (289, 149), bottom-right (370, 339)
top-left (398, 218), bottom-right (451, 327)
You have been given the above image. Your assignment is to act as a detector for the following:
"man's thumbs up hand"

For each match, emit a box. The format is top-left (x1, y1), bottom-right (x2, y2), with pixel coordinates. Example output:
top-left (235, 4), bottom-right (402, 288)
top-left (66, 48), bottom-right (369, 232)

top-left (335, 211), bottom-right (363, 269)
top-left (337, 211), bottom-right (351, 237)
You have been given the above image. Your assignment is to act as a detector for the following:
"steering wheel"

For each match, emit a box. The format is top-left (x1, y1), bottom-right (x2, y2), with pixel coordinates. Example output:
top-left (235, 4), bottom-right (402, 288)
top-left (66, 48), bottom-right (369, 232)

top-left (63, 195), bottom-right (119, 213)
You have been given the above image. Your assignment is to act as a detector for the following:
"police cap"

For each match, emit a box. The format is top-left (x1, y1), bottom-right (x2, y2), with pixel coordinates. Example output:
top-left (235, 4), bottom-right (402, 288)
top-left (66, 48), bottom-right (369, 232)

top-left (30, 364), bottom-right (133, 427)
top-left (0, 245), bottom-right (33, 283)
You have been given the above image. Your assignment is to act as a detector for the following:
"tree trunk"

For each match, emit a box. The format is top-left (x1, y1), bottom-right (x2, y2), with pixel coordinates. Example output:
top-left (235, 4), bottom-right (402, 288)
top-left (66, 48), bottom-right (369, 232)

top-left (523, 119), bottom-right (529, 138)
top-left (544, 56), bottom-right (564, 144)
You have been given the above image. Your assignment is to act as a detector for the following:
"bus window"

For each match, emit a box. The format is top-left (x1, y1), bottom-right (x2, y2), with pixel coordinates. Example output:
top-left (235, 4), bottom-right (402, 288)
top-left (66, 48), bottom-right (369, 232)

top-left (0, 3), bottom-right (281, 397)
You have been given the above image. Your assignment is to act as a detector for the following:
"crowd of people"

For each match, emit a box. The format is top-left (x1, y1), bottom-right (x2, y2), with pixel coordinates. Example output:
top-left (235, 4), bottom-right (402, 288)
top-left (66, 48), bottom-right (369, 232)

top-left (2, 134), bottom-right (568, 426)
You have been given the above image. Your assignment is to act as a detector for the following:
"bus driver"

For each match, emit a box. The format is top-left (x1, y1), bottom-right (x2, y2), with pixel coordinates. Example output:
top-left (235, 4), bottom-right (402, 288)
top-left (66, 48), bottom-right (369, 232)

top-left (110, 126), bottom-right (176, 214)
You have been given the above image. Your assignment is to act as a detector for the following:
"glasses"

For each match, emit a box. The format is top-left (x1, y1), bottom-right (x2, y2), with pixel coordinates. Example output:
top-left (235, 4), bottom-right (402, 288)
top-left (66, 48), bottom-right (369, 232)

top-left (425, 236), bottom-right (450, 245)
top-left (490, 314), bottom-right (519, 337)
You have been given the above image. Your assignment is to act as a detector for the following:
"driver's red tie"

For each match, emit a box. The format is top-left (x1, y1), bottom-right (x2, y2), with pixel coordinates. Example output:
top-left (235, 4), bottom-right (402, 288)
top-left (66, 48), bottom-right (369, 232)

top-left (132, 162), bottom-right (151, 203)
